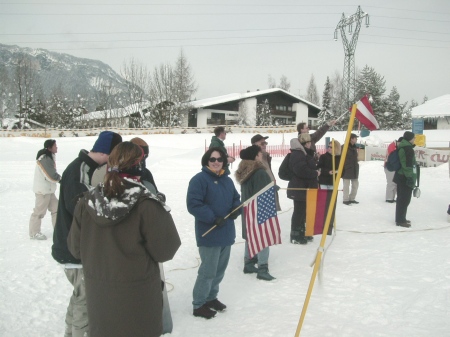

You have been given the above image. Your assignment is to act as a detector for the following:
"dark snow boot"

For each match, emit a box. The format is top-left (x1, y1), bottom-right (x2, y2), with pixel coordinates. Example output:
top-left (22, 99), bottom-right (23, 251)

top-left (243, 256), bottom-right (258, 274)
top-left (257, 264), bottom-right (275, 281)
top-left (290, 231), bottom-right (307, 245)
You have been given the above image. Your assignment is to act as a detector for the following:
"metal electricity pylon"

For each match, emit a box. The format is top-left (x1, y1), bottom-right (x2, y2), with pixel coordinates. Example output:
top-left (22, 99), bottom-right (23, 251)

top-left (334, 6), bottom-right (369, 106)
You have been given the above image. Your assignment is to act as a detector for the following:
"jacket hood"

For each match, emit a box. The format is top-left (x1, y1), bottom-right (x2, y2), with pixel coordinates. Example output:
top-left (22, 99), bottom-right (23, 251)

top-left (397, 138), bottom-right (414, 150)
top-left (235, 160), bottom-right (266, 185)
top-left (83, 178), bottom-right (169, 227)
top-left (290, 138), bottom-right (306, 154)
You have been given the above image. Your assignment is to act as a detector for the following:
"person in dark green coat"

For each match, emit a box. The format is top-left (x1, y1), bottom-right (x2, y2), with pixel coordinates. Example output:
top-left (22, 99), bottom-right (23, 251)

top-left (235, 145), bottom-right (276, 281)
top-left (210, 126), bottom-right (236, 173)
top-left (393, 131), bottom-right (418, 227)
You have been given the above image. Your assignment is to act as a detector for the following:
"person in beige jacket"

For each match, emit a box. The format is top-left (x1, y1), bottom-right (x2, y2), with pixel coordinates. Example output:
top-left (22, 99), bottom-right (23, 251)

top-left (29, 139), bottom-right (61, 240)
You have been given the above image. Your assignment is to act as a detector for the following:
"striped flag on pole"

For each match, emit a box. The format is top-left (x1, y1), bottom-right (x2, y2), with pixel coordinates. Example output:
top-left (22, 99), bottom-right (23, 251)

top-left (305, 189), bottom-right (335, 236)
top-left (352, 95), bottom-right (379, 131)
top-left (244, 182), bottom-right (281, 258)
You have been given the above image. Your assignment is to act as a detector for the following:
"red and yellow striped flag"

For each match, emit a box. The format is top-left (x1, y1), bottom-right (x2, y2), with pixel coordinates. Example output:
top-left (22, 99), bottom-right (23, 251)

top-left (305, 189), bottom-right (335, 236)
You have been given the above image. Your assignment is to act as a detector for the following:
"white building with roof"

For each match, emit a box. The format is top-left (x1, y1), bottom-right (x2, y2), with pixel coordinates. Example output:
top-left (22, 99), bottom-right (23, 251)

top-left (411, 94), bottom-right (450, 130)
top-left (187, 88), bottom-right (322, 128)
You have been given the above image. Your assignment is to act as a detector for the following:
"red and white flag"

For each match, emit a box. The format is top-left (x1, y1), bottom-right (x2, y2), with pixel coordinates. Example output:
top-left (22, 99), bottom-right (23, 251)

top-left (352, 95), bottom-right (379, 131)
top-left (244, 182), bottom-right (281, 258)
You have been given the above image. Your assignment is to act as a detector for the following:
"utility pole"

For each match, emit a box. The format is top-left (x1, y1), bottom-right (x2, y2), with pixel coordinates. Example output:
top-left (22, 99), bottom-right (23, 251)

top-left (334, 6), bottom-right (369, 106)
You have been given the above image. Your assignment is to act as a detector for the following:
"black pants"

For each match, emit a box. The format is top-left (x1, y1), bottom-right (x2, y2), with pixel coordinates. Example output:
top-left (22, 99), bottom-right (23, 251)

top-left (291, 200), bottom-right (306, 238)
top-left (396, 183), bottom-right (413, 223)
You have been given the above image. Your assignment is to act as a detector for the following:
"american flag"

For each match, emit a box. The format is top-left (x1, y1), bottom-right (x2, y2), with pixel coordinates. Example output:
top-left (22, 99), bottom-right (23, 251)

top-left (244, 182), bottom-right (281, 258)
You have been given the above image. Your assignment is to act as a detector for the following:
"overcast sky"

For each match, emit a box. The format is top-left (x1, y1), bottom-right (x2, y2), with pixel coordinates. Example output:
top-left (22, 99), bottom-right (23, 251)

top-left (1, 0), bottom-right (449, 105)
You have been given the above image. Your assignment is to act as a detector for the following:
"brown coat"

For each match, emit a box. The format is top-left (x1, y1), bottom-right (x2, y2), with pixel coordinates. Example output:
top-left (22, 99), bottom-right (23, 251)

top-left (68, 181), bottom-right (181, 337)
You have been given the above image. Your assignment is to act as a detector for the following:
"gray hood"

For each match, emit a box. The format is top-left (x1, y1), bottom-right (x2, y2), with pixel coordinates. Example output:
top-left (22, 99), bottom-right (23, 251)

top-left (290, 138), bottom-right (306, 154)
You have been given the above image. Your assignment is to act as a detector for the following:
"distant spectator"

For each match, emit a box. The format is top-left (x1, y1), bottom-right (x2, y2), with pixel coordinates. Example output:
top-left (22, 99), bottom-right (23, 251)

top-left (393, 131), bottom-right (418, 228)
top-left (297, 120), bottom-right (336, 154)
top-left (342, 133), bottom-right (360, 205)
top-left (317, 139), bottom-right (341, 189)
top-left (209, 126), bottom-right (235, 173)
top-left (384, 137), bottom-right (403, 203)
top-left (29, 139), bottom-right (61, 240)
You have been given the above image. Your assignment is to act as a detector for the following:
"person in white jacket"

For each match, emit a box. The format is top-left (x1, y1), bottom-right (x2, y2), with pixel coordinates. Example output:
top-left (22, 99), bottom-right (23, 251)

top-left (29, 139), bottom-right (61, 240)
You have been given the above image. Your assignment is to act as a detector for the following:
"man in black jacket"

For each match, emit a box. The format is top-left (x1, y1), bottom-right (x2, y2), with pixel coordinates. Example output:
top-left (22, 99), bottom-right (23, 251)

top-left (52, 131), bottom-right (121, 337)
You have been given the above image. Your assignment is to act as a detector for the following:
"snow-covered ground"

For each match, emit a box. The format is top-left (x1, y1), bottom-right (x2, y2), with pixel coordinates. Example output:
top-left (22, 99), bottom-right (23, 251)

top-left (0, 130), bottom-right (449, 337)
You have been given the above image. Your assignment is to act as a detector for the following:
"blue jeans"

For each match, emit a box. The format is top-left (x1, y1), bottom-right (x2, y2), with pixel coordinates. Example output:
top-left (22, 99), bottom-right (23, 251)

top-left (192, 245), bottom-right (231, 309)
top-left (244, 241), bottom-right (269, 266)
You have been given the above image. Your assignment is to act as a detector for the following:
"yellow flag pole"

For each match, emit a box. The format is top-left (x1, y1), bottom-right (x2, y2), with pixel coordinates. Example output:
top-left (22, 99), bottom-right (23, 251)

top-left (294, 104), bottom-right (358, 337)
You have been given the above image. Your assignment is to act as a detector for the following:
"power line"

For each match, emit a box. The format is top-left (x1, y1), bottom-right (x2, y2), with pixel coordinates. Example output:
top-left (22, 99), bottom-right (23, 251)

top-left (12, 33), bottom-right (450, 45)
top-left (2, 12), bottom-right (449, 22)
top-left (1, 26), bottom-right (449, 37)
top-left (4, 3), bottom-right (450, 15)
top-left (33, 39), bottom-right (449, 51)
top-left (0, 27), bottom-right (334, 36)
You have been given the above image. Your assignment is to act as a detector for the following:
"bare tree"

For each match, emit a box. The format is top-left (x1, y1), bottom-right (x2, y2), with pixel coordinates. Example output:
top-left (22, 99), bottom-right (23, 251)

top-left (268, 74), bottom-right (276, 88)
top-left (279, 75), bottom-right (291, 92)
top-left (14, 54), bottom-right (40, 128)
top-left (120, 58), bottom-right (151, 127)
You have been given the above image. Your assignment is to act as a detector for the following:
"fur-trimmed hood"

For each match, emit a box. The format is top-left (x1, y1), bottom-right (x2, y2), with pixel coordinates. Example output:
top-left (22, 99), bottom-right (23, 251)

top-left (235, 160), bottom-right (267, 185)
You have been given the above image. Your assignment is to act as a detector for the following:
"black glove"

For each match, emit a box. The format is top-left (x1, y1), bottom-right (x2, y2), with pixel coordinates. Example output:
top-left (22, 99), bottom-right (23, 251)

top-left (274, 185), bottom-right (280, 192)
top-left (229, 209), bottom-right (241, 220)
top-left (213, 217), bottom-right (225, 227)
top-left (156, 192), bottom-right (166, 203)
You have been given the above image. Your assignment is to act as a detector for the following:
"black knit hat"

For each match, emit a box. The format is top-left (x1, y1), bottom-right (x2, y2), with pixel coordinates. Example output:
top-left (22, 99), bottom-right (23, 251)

top-left (240, 145), bottom-right (261, 160)
top-left (403, 131), bottom-right (415, 142)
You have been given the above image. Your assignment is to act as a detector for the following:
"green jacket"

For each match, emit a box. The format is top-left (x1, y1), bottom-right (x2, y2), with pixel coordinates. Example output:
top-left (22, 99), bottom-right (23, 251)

top-left (395, 139), bottom-right (417, 189)
top-left (209, 136), bottom-right (227, 156)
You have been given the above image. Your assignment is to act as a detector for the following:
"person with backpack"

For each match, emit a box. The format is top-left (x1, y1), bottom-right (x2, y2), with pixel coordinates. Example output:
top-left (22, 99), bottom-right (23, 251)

top-left (393, 131), bottom-right (418, 228)
top-left (384, 137), bottom-right (403, 203)
top-left (287, 134), bottom-right (320, 244)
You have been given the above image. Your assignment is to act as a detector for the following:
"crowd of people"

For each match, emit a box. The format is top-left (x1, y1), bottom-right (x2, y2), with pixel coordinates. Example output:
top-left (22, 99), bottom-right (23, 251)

top-left (27, 125), bottom-right (420, 335)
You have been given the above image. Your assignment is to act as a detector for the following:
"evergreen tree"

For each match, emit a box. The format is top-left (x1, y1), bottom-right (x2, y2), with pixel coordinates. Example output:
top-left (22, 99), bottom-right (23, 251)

top-left (174, 49), bottom-right (197, 103)
top-left (317, 77), bottom-right (335, 127)
top-left (306, 74), bottom-right (320, 105)
top-left (354, 65), bottom-right (387, 129)
top-left (382, 86), bottom-right (407, 130)
top-left (329, 71), bottom-right (348, 130)
top-left (256, 99), bottom-right (272, 126)
top-left (403, 99), bottom-right (417, 130)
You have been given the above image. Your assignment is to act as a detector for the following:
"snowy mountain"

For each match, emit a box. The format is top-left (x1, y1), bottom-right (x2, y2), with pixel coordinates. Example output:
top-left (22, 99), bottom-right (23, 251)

top-left (0, 43), bottom-right (129, 111)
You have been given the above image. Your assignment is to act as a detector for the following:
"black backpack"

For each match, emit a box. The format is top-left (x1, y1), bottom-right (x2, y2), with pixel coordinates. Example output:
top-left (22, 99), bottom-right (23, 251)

top-left (386, 149), bottom-right (401, 172)
top-left (278, 152), bottom-right (294, 181)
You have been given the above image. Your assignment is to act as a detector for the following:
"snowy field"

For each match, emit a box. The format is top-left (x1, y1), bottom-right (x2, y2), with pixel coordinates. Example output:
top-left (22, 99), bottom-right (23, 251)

top-left (0, 130), bottom-right (449, 337)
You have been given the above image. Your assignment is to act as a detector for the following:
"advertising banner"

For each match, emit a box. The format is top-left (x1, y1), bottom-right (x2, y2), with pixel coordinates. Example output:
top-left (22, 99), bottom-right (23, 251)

top-left (365, 146), bottom-right (449, 168)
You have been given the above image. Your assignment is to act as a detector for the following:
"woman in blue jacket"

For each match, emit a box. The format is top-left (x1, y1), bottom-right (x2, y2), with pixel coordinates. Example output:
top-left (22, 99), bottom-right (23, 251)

top-left (187, 147), bottom-right (241, 319)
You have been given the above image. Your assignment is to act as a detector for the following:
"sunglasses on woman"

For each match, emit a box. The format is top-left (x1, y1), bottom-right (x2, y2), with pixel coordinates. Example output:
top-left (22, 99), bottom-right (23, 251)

top-left (209, 157), bottom-right (224, 163)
